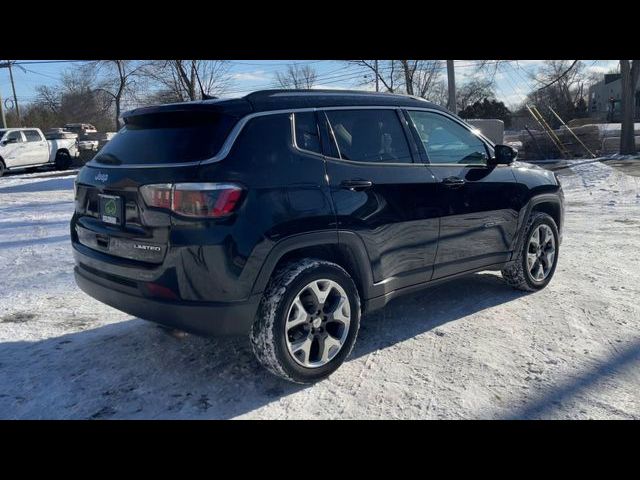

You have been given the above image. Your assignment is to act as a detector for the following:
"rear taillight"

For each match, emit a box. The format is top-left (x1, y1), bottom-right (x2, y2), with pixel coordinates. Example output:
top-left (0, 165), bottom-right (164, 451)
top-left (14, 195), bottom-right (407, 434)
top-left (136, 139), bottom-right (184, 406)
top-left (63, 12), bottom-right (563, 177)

top-left (140, 183), bottom-right (172, 209)
top-left (140, 183), bottom-right (244, 218)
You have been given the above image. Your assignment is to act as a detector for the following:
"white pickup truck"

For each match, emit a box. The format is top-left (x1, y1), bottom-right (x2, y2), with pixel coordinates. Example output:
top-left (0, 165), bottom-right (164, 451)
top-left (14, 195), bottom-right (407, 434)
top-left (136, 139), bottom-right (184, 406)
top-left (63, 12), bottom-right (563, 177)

top-left (0, 127), bottom-right (79, 177)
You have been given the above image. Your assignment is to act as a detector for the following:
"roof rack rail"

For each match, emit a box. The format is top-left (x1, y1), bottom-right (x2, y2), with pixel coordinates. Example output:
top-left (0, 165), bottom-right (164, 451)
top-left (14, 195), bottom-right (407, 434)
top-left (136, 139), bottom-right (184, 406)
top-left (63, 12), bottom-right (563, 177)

top-left (244, 89), bottom-right (406, 100)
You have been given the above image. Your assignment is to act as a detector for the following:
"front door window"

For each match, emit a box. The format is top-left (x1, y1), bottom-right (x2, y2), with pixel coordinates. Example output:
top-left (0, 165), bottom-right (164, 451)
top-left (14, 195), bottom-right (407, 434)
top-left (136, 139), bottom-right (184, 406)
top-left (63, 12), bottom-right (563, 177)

top-left (407, 111), bottom-right (489, 165)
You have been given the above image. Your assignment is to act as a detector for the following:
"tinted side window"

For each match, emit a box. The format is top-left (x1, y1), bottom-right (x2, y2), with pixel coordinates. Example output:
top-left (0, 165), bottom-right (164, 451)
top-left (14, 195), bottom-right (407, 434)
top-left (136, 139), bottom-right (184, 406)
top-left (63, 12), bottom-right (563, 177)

top-left (293, 112), bottom-right (321, 154)
top-left (24, 130), bottom-right (42, 142)
top-left (325, 109), bottom-right (412, 164)
top-left (407, 111), bottom-right (488, 165)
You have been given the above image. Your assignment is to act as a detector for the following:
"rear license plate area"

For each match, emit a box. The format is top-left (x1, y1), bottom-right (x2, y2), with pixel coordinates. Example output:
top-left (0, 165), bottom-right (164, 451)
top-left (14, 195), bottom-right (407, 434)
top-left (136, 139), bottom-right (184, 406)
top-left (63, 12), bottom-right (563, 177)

top-left (99, 194), bottom-right (123, 225)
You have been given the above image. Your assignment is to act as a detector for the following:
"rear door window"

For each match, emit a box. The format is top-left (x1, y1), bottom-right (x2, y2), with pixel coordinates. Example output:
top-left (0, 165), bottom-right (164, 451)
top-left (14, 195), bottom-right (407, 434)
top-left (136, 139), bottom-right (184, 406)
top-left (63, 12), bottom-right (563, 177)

top-left (324, 109), bottom-right (413, 164)
top-left (93, 111), bottom-right (237, 165)
top-left (24, 130), bottom-right (42, 142)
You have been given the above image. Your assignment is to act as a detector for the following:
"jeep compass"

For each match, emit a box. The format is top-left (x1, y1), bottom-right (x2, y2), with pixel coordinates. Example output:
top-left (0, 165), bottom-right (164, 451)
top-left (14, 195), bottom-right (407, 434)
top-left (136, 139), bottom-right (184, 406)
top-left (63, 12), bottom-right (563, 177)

top-left (72, 90), bottom-right (564, 383)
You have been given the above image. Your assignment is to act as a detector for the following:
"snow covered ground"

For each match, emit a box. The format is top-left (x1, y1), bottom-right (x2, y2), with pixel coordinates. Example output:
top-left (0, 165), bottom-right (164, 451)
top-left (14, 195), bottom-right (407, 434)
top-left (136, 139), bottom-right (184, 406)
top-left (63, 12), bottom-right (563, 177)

top-left (0, 162), bottom-right (639, 419)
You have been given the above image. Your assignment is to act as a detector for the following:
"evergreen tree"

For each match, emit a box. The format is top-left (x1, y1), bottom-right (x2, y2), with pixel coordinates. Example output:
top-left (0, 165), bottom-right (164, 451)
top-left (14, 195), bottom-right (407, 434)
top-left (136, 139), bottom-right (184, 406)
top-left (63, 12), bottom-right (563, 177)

top-left (459, 98), bottom-right (512, 128)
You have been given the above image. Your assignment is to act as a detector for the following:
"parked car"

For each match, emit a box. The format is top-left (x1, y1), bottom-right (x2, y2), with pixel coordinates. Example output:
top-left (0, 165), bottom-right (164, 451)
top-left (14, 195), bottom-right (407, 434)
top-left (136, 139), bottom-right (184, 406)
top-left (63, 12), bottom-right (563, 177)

top-left (77, 139), bottom-right (100, 152)
top-left (44, 128), bottom-right (78, 140)
top-left (64, 123), bottom-right (97, 136)
top-left (85, 131), bottom-right (117, 150)
top-left (64, 123), bottom-right (100, 152)
top-left (71, 90), bottom-right (565, 383)
top-left (0, 128), bottom-right (79, 176)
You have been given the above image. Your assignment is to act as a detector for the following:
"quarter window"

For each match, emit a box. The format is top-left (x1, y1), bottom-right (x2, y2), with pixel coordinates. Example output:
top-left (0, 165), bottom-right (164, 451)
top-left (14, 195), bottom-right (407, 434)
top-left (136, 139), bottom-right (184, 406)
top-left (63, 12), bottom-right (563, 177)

top-left (24, 130), bottom-right (42, 142)
top-left (325, 109), bottom-right (412, 164)
top-left (407, 111), bottom-right (489, 165)
top-left (293, 112), bottom-right (321, 154)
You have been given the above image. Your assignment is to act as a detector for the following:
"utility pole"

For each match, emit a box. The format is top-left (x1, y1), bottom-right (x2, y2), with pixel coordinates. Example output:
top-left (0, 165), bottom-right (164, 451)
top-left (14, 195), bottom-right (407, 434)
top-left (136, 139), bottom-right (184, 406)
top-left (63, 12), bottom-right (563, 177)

top-left (374, 60), bottom-right (379, 92)
top-left (0, 60), bottom-right (19, 126)
top-left (7, 61), bottom-right (20, 126)
top-left (447, 60), bottom-right (456, 113)
top-left (0, 87), bottom-right (6, 128)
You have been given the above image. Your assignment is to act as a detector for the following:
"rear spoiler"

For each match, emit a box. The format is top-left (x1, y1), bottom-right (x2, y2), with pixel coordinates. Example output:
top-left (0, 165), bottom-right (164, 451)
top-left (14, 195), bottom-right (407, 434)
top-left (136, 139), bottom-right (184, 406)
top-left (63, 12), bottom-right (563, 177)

top-left (122, 98), bottom-right (253, 124)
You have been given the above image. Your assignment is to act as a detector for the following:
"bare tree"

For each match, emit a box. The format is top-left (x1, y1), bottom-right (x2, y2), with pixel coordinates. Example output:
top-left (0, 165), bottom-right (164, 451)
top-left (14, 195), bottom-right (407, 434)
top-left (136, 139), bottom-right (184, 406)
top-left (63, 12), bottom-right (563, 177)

top-left (275, 64), bottom-right (318, 89)
top-left (456, 78), bottom-right (495, 112)
top-left (400, 60), bottom-right (444, 98)
top-left (534, 60), bottom-right (580, 92)
top-left (475, 60), bottom-right (511, 81)
top-left (532, 61), bottom-right (585, 106)
top-left (424, 79), bottom-right (448, 106)
top-left (92, 60), bottom-right (149, 130)
top-left (400, 60), bottom-right (418, 95)
top-left (348, 60), bottom-right (400, 92)
top-left (36, 85), bottom-right (62, 114)
top-left (144, 60), bottom-right (230, 102)
top-left (31, 66), bottom-right (113, 131)
top-left (350, 60), bottom-right (447, 101)
top-left (524, 60), bottom-right (590, 126)
top-left (620, 60), bottom-right (640, 155)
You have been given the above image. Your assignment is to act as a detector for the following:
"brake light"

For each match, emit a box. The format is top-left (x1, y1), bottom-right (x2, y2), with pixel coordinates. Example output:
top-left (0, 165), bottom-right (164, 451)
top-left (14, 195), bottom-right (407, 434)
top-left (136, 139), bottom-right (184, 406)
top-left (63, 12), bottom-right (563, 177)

top-left (140, 183), bottom-right (244, 218)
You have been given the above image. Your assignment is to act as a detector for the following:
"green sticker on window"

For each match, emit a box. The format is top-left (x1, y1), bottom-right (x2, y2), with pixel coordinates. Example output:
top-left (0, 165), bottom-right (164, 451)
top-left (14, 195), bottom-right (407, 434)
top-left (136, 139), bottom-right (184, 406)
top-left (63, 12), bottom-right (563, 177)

top-left (104, 198), bottom-right (117, 216)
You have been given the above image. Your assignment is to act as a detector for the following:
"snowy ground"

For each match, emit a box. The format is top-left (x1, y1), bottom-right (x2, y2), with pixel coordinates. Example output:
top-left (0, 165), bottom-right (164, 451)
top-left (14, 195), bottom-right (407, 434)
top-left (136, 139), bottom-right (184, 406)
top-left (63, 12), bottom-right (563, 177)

top-left (0, 161), bottom-right (639, 419)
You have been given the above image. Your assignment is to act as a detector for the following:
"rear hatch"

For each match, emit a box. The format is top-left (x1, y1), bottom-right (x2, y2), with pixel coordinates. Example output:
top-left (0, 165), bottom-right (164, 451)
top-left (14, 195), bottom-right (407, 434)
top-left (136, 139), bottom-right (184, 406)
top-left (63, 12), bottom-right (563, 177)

top-left (72, 103), bottom-right (249, 265)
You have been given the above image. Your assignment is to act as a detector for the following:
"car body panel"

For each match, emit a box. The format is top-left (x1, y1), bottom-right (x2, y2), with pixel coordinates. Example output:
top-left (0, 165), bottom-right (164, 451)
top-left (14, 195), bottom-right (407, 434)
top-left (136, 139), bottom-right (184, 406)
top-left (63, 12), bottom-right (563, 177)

top-left (426, 163), bottom-right (521, 279)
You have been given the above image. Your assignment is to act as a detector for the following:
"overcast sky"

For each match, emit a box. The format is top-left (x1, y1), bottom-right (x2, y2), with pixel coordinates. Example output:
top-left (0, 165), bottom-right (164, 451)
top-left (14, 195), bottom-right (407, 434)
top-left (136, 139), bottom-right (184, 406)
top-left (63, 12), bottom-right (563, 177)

top-left (0, 60), bottom-right (619, 111)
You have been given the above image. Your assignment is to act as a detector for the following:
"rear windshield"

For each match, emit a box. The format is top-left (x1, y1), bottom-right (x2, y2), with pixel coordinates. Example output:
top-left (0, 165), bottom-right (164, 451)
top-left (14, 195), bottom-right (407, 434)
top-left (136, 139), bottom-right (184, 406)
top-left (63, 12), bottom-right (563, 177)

top-left (93, 111), bottom-right (237, 165)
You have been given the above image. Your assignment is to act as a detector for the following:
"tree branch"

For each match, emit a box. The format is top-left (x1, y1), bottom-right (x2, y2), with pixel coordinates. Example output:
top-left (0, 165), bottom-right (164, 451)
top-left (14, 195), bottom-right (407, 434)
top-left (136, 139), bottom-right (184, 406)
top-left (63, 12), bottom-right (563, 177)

top-left (535, 60), bottom-right (579, 92)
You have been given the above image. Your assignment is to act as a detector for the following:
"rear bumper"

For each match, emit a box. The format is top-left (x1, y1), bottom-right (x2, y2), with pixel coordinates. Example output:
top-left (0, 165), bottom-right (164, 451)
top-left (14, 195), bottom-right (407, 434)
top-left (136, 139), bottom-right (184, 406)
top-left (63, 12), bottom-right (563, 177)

top-left (74, 262), bottom-right (260, 337)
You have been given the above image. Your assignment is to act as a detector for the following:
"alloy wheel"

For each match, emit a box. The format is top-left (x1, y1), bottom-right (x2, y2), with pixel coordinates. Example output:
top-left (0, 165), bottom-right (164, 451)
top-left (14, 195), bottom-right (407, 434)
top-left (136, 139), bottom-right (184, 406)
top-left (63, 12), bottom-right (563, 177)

top-left (285, 279), bottom-right (351, 368)
top-left (527, 224), bottom-right (556, 282)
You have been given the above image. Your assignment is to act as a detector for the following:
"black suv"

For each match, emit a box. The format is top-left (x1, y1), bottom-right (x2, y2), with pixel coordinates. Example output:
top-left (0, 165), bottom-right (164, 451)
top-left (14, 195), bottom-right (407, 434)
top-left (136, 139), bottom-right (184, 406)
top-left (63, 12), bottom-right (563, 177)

top-left (72, 90), bottom-right (564, 383)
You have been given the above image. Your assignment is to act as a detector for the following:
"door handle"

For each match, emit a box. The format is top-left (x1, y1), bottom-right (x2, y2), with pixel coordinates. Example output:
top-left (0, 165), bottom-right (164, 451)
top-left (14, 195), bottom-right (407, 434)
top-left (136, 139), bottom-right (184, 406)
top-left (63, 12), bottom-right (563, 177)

top-left (341, 179), bottom-right (373, 191)
top-left (442, 176), bottom-right (465, 188)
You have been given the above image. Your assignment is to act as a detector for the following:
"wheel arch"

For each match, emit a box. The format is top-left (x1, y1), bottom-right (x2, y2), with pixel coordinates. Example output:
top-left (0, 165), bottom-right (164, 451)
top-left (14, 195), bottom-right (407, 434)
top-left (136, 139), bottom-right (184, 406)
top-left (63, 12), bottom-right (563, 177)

top-left (251, 231), bottom-right (375, 301)
top-left (531, 198), bottom-right (561, 230)
top-left (513, 193), bottom-right (563, 254)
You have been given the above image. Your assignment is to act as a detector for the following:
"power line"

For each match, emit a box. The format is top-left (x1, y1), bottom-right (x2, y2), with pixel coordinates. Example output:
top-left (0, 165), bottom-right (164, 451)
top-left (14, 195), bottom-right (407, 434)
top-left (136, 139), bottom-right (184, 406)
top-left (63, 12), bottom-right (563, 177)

top-left (9, 60), bottom-right (90, 66)
top-left (3, 60), bottom-right (530, 108)
top-left (20, 67), bottom-right (61, 81)
top-left (228, 60), bottom-right (327, 67)
top-left (497, 63), bottom-right (528, 107)
top-left (510, 61), bottom-right (538, 92)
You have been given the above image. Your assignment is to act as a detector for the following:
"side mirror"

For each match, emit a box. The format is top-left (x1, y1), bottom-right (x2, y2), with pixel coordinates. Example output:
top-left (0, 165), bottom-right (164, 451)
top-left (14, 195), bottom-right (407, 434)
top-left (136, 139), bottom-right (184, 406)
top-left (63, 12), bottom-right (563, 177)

top-left (490, 144), bottom-right (517, 165)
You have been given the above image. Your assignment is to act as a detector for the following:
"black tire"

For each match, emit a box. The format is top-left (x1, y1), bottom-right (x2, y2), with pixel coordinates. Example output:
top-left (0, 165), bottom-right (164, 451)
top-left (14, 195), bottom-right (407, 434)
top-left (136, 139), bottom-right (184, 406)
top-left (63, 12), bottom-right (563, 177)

top-left (250, 259), bottom-right (361, 384)
top-left (0, 160), bottom-right (5, 177)
top-left (54, 151), bottom-right (72, 170)
top-left (502, 211), bottom-right (559, 291)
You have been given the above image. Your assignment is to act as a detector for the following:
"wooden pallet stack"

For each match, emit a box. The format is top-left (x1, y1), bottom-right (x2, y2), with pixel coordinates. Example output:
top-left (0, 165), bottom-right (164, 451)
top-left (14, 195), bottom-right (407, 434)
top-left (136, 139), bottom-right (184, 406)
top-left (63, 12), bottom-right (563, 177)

top-left (518, 123), bottom-right (640, 160)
